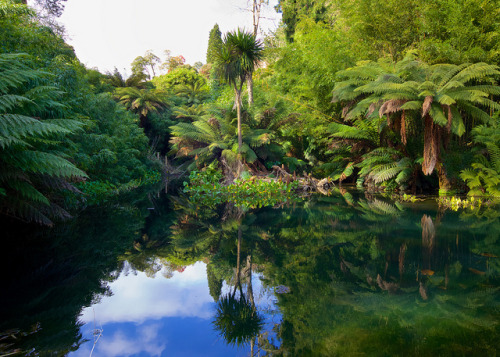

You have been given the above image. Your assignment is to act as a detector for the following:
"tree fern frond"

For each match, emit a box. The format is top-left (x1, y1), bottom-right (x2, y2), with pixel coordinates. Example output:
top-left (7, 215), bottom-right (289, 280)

top-left (329, 122), bottom-right (374, 142)
top-left (0, 198), bottom-right (53, 226)
top-left (372, 165), bottom-right (400, 184)
top-left (463, 85), bottom-right (500, 96)
top-left (357, 154), bottom-right (392, 169)
top-left (7, 180), bottom-right (50, 205)
top-left (15, 151), bottom-right (87, 178)
top-left (458, 102), bottom-right (491, 123)
top-left (460, 169), bottom-right (483, 188)
top-left (429, 103), bottom-right (448, 127)
top-left (0, 114), bottom-right (71, 146)
top-left (43, 119), bottom-right (84, 132)
top-left (430, 63), bottom-right (468, 87)
top-left (395, 168), bottom-right (412, 185)
top-left (486, 143), bottom-right (500, 172)
top-left (0, 135), bottom-right (28, 149)
top-left (0, 94), bottom-right (33, 112)
top-left (452, 63), bottom-right (500, 84)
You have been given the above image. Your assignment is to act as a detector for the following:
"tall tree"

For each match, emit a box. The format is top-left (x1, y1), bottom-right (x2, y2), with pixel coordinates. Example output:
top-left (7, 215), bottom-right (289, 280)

top-left (251, 0), bottom-right (269, 37)
top-left (16, 0), bottom-right (67, 16)
top-left (131, 50), bottom-right (161, 80)
top-left (275, 0), bottom-right (330, 42)
top-left (245, 0), bottom-right (270, 105)
top-left (206, 24), bottom-right (223, 65)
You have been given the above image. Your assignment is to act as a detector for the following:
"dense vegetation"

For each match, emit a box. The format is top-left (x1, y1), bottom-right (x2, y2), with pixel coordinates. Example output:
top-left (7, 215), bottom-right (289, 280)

top-left (1, 0), bottom-right (499, 225)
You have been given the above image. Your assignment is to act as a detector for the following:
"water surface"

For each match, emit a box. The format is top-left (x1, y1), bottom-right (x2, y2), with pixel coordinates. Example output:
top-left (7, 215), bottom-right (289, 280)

top-left (1, 191), bottom-right (499, 356)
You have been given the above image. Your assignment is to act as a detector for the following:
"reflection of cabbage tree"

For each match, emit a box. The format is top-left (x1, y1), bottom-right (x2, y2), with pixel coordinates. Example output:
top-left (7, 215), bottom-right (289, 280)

top-left (213, 226), bottom-right (263, 346)
top-left (213, 293), bottom-right (263, 347)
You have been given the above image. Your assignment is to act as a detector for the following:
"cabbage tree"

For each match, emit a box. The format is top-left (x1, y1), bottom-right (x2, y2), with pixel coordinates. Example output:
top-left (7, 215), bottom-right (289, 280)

top-left (215, 29), bottom-right (263, 154)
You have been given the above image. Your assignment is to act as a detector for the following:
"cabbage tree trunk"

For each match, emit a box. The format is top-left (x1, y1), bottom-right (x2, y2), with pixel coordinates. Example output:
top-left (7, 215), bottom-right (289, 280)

top-left (247, 74), bottom-right (254, 106)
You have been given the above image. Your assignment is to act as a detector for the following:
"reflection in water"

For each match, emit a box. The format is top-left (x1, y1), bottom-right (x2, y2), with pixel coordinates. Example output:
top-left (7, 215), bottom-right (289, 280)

top-left (1, 191), bottom-right (499, 356)
top-left (79, 262), bottom-right (213, 325)
top-left (213, 224), bottom-right (264, 347)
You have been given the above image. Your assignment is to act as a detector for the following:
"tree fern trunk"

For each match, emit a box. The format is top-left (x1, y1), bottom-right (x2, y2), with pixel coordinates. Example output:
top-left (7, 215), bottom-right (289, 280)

top-left (422, 115), bottom-right (439, 176)
top-left (436, 161), bottom-right (452, 194)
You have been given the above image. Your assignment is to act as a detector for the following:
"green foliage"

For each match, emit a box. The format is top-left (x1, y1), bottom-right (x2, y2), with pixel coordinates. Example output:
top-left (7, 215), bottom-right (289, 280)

top-left (207, 262), bottom-right (224, 301)
top-left (0, 0), bottom-right (163, 220)
top-left (460, 120), bottom-right (500, 197)
top-left (114, 87), bottom-right (168, 118)
top-left (170, 104), bottom-right (284, 169)
top-left (416, 0), bottom-right (500, 64)
top-left (152, 67), bottom-right (204, 91)
top-left (0, 1), bottom-right (75, 64)
top-left (215, 28), bottom-right (264, 88)
top-left (213, 294), bottom-right (263, 346)
top-left (273, 18), bottom-right (354, 113)
top-left (436, 195), bottom-right (498, 211)
top-left (0, 53), bottom-right (86, 225)
top-left (104, 68), bottom-right (146, 89)
top-left (183, 165), bottom-right (301, 208)
top-left (174, 78), bottom-right (209, 106)
top-left (131, 50), bottom-right (160, 80)
top-left (356, 148), bottom-right (418, 191)
top-left (331, 54), bottom-right (500, 191)
top-left (72, 93), bottom-right (153, 185)
top-left (276, 0), bottom-right (330, 42)
top-left (336, 0), bottom-right (421, 61)
top-left (72, 170), bottom-right (161, 205)
top-left (259, 0), bottom-right (500, 192)
top-left (206, 24), bottom-right (223, 65)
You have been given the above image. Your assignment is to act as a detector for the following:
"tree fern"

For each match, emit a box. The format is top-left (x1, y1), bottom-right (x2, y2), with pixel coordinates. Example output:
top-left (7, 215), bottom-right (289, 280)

top-left (356, 148), bottom-right (418, 191)
top-left (170, 104), bottom-right (284, 170)
top-left (460, 122), bottom-right (500, 197)
top-left (334, 54), bottom-right (500, 192)
top-left (0, 53), bottom-right (86, 225)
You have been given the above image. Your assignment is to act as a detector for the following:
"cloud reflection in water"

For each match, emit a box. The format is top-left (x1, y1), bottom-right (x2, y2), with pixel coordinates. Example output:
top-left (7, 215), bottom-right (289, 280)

top-left (79, 261), bottom-right (213, 325)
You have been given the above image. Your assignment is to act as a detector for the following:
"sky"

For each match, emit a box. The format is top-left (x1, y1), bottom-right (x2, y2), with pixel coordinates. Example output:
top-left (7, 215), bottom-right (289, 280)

top-left (50, 0), bottom-right (282, 75)
top-left (70, 261), bottom-right (279, 356)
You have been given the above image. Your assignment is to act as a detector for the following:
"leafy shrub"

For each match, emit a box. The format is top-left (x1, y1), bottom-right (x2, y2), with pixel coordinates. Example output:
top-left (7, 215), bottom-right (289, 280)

top-left (183, 166), bottom-right (301, 208)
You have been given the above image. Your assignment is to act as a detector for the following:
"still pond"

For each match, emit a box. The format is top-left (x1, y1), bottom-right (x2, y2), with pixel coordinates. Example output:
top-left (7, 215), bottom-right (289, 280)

top-left (1, 190), bottom-right (499, 356)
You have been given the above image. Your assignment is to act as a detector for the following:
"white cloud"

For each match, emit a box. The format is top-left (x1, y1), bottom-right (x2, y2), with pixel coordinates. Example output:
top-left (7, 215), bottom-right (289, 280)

top-left (79, 262), bottom-right (213, 325)
top-left (98, 325), bottom-right (166, 357)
